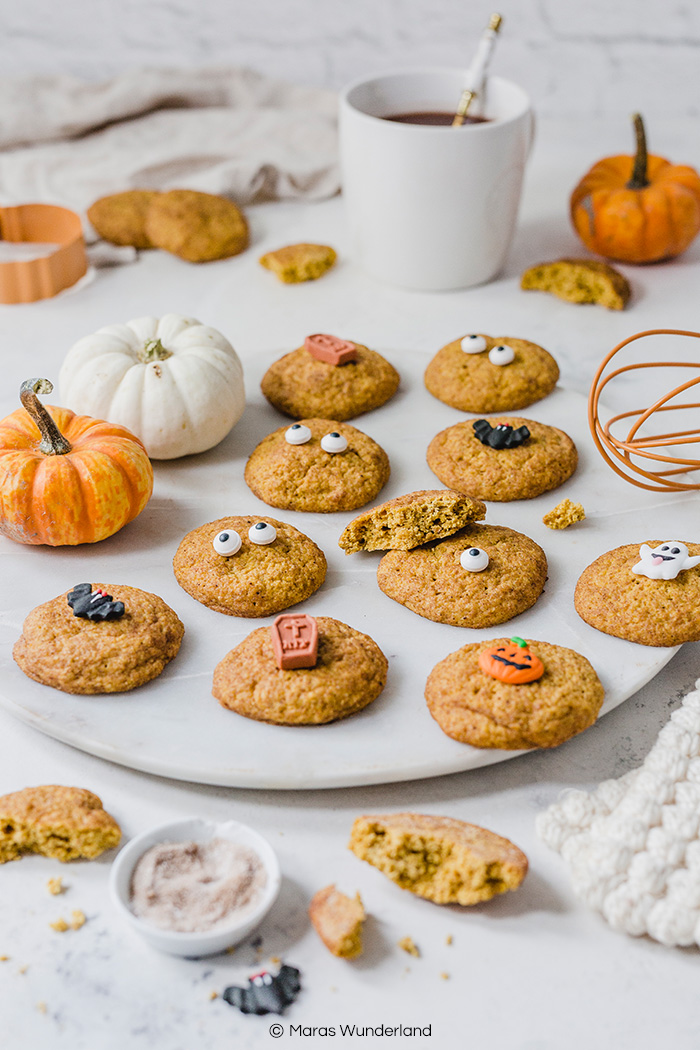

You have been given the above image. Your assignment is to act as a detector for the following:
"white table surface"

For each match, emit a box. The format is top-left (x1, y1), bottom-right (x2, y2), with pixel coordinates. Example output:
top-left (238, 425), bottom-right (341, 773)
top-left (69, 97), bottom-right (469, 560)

top-left (1, 115), bottom-right (699, 1050)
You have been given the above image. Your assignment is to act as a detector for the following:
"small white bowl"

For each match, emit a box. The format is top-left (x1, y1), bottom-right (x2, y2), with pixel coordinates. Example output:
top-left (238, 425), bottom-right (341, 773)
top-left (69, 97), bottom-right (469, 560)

top-left (109, 817), bottom-right (281, 957)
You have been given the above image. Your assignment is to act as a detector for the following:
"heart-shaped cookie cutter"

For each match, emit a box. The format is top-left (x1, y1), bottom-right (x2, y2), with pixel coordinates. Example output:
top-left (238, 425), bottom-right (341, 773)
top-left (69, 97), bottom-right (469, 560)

top-left (0, 203), bottom-right (87, 304)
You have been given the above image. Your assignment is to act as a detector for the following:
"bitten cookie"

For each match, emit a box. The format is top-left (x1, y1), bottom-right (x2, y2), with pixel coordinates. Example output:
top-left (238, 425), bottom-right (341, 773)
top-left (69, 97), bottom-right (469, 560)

top-left (245, 418), bottom-right (390, 513)
top-left (145, 189), bottom-right (249, 262)
top-left (212, 616), bottom-right (387, 724)
top-left (339, 490), bottom-right (486, 553)
top-left (376, 524), bottom-right (547, 627)
top-left (575, 540), bottom-right (700, 646)
top-left (427, 416), bottom-right (577, 501)
top-left (425, 637), bottom-right (604, 749)
top-left (348, 813), bottom-right (528, 905)
top-left (521, 258), bottom-right (631, 310)
top-left (424, 333), bottom-right (559, 413)
top-left (0, 785), bottom-right (121, 863)
top-left (173, 516), bottom-right (326, 617)
top-left (259, 243), bottom-right (337, 283)
top-left (13, 584), bottom-right (184, 694)
top-left (87, 190), bottom-right (158, 249)
top-left (309, 885), bottom-right (365, 958)
top-left (261, 338), bottom-right (399, 421)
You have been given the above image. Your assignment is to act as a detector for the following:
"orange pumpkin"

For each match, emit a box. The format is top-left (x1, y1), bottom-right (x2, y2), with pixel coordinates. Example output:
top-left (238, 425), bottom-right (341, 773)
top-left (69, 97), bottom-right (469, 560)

top-left (0, 377), bottom-right (153, 545)
top-left (478, 637), bottom-right (544, 684)
top-left (570, 114), bottom-right (700, 264)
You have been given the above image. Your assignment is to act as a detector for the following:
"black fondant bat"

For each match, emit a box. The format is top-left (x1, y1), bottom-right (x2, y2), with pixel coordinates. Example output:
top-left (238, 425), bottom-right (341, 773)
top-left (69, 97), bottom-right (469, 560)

top-left (472, 419), bottom-right (530, 449)
top-left (67, 583), bottom-right (125, 621)
top-left (223, 965), bottom-right (302, 1016)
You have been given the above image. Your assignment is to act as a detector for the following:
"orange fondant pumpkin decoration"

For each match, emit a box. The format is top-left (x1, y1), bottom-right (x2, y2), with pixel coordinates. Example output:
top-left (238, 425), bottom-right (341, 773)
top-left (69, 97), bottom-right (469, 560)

top-left (570, 114), bottom-right (700, 264)
top-left (0, 377), bottom-right (153, 545)
top-left (478, 637), bottom-right (544, 684)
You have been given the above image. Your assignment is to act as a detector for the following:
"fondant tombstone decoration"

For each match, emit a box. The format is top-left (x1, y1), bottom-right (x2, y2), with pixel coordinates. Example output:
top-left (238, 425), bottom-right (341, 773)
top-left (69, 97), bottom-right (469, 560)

top-left (473, 419), bottom-right (530, 450)
top-left (67, 583), bottom-right (125, 621)
top-left (222, 965), bottom-right (302, 1016)
top-left (271, 614), bottom-right (319, 670)
top-left (304, 333), bottom-right (358, 366)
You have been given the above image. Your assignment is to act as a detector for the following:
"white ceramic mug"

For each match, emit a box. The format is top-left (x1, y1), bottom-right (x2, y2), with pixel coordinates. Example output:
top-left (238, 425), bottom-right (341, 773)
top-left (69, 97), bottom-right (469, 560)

top-left (339, 69), bottom-right (534, 291)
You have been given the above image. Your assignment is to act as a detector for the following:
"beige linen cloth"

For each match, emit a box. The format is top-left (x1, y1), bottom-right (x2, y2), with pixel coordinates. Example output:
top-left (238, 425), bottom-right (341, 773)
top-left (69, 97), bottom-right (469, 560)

top-left (0, 67), bottom-right (340, 213)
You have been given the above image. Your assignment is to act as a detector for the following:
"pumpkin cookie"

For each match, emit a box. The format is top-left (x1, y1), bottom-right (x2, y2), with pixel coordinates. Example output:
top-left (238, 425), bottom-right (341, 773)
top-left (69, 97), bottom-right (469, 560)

top-left (425, 637), bottom-right (604, 749)
top-left (575, 540), bottom-right (700, 646)
top-left (173, 516), bottom-right (326, 617)
top-left (348, 813), bottom-right (528, 905)
top-left (261, 336), bottom-right (399, 421)
top-left (245, 418), bottom-right (390, 513)
top-left (145, 189), bottom-right (249, 262)
top-left (376, 524), bottom-right (547, 627)
top-left (309, 885), bottom-right (365, 958)
top-left (212, 615), bottom-right (387, 724)
top-left (259, 243), bottom-right (337, 283)
top-left (427, 416), bottom-right (577, 501)
top-left (0, 786), bottom-right (121, 864)
top-left (13, 584), bottom-right (184, 694)
top-left (339, 490), bottom-right (486, 553)
top-left (87, 190), bottom-right (158, 249)
top-left (521, 258), bottom-right (631, 310)
top-left (424, 333), bottom-right (559, 413)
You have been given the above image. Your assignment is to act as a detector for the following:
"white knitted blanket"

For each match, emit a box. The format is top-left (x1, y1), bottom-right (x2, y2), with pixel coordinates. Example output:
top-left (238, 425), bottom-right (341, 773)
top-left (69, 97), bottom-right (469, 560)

top-left (537, 679), bottom-right (700, 948)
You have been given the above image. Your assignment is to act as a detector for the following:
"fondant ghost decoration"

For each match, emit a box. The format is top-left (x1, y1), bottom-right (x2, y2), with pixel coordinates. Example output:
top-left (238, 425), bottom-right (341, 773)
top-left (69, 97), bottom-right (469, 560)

top-left (632, 541), bottom-right (700, 581)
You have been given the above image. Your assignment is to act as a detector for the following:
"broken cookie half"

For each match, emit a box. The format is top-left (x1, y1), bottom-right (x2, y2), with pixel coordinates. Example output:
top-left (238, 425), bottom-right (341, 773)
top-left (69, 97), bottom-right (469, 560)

top-left (339, 490), bottom-right (487, 554)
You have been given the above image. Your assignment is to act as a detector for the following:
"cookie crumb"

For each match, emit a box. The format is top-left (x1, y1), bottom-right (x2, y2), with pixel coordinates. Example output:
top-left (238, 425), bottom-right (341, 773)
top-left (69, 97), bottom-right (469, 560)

top-left (542, 498), bottom-right (585, 529)
top-left (47, 877), bottom-right (64, 896)
top-left (269, 956), bottom-right (281, 966)
top-left (37, 1002), bottom-right (47, 1014)
top-left (70, 910), bottom-right (86, 931)
top-left (309, 885), bottom-right (366, 958)
top-left (226, 945), bottom-right (237, 955)
top-left (259, 243), bottom-right (337, 283)
top-left (440, 972), bottom-right (450, 980)
top-left (0, 955), bottom-right (9, 961)
top-left (397, 936), bottom-right (420, 958)
top-left (445, 934), bottom-right (453, 946)
top-left (50, 918), bottom-right (69, 933)
top-left (17, 965), bottom-right (28, 974)
top-left (209, 990), bottom-right (219, 1001)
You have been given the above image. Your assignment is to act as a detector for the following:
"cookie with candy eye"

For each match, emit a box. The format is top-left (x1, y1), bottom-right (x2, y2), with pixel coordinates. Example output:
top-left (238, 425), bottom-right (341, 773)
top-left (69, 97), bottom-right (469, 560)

top-left (425, 638), bottom-right (604, 749)
top-left (424, 334), bottom-right (559, 413)
top-left (376, 524), bottom-right (547, 628)
top-left (261, 339), bottom-right (400, 421)
top-left (173, 516), bottom-right (326, 617)
top-left (245, 419), bottom-right (390, 513)
top-left (575, 540), bottom-right (700, 646)
top-left (427, 416), bottom-right (577, 502)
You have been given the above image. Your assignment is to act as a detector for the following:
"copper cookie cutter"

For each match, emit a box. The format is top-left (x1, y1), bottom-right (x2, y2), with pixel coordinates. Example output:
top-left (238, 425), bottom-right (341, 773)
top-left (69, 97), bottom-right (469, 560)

top-left (589, 328), bottom-right (700, 491)
top-left (0, 204), bottom-right (88, 304)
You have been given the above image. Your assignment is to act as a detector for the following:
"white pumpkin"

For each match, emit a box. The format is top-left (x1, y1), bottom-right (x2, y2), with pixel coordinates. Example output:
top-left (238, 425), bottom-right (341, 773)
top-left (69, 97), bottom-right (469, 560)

top-left (59, 314), bottom-right (245, 459)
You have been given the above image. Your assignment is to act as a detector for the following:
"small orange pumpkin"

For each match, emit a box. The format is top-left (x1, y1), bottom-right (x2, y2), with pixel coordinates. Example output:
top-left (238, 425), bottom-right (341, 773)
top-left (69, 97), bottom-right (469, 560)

top-left (570, 114), bottom-right (700, 264)
top-left (478, 637), bottom-right (544, 684)
top-left (0, 377), bottom-right (153, 545)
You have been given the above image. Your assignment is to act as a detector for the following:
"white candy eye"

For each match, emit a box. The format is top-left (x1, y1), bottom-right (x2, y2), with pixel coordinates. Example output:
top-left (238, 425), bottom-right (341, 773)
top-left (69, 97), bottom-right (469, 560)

top-left (489, 343), bottom-right (515, 366)
top-left (460, 547), bottom-right (489, 572)
top-left (213, 530), bottom-right (242, 556)
top-left (321, 431), bottom-right (348, 453)
top-left (285, 423), bottom-right (312, 445)
top-left (249, 521), bottom-right (277, 545)
top-left (461, 334), bottom-right (487, 354)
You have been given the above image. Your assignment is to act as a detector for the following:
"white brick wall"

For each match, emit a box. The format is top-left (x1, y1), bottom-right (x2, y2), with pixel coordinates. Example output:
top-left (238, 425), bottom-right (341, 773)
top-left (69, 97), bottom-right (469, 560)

top-left (5, 0), bottom-right (700, 118)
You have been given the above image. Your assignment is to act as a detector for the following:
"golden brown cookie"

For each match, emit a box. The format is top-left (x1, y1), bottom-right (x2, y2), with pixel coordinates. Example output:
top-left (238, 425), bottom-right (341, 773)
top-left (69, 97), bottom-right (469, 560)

top-left (424, 333), bottom-right (559, 413)
top-left (0, 786), bottom-right (121, 863)
top-left (259, 243), bottom-right (337, 283)
top-left (145, 189), bottom-right (249, 262)
top-left (261, 342), bottom-right (399, 421)
top-left (521, 258), bottom-right (631, 310)
top-left (339, 489), bottom-right (486, 553)
top-left (427, 416), bottom-right (577, 501)
top-left (309, 885), bottom-right (365, 958)
top-left (348, 813), bottom-right (528, 905)
top-left (13, 584), bottom-right (184, 694)
top-left (173, 516), bottom-right (326, 617)
top-left (425, 637), bottom-right (604, 749)
top-left (87, 190), bottom-right (158, 249)
top-left (542, 498), bottom-right (586, 529)
top-left (376, 524), bottom-right (547, 627)
top-left (575, 540), bottom-right (700, 646)
top-left (245, 418), bottom-right (390, 513)
top-left (212, 616), bottom-right (387, 724)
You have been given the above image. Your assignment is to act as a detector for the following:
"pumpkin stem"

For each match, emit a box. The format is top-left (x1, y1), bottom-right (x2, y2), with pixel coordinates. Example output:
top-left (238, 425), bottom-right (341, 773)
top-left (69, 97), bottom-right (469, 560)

top-left (19, 378), bottom-right (72, 456)
top-left (627, 113), bottom-right (650, 190)
top-left (140, 338), bottom-right (173, 363)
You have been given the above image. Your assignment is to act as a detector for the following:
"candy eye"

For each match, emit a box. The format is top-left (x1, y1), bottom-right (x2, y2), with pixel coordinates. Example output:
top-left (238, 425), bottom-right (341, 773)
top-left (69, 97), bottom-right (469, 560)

top-left (460, 547), bottom-right (489, 572)
top-left (285, 423), bottom-right (312, 445)
top-left (461, 334), bottom-right (487, 354)
top-left (661, 545), bottom-right (669, 551)
top-left (321, 431), bottom-right (348, 453)
top-left (213, 530), bottom-right (242, 556)
top-left (489, 344), bottom-right (515, 366)
top-left (671, 547), bottom-right (680, 554)
top-left (249, 522), bottom-right (277, 545)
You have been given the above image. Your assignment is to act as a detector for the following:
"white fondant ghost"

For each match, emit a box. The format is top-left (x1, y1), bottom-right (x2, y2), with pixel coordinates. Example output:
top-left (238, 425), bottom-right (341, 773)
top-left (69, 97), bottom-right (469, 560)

top-left (632, 541), bottom-right (700, 581)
